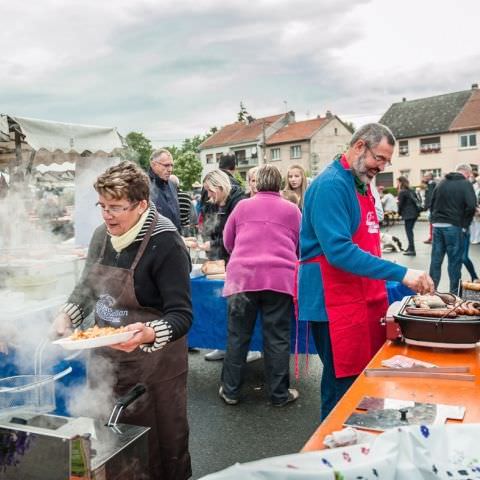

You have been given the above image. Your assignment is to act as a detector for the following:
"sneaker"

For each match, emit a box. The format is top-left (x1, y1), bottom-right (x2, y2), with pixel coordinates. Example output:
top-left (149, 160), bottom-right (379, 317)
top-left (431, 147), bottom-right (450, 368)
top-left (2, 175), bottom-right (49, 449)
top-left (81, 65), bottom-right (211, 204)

top-left (218, 386), bottom-right (238, 405)
top-left (272, 388), bottom-right (299, 407)
top-left (204, 349), bottom-right (225, 361)
top-left (423, 239), bottom-right (432, 244)
top-left (246, 351), bottom-right (263, 363)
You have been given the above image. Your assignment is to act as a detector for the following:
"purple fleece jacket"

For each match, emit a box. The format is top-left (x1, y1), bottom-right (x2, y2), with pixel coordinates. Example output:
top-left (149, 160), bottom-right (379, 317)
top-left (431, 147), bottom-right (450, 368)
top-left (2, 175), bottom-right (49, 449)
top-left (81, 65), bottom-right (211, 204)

top-left (222, 192), bottom-right (301, 297)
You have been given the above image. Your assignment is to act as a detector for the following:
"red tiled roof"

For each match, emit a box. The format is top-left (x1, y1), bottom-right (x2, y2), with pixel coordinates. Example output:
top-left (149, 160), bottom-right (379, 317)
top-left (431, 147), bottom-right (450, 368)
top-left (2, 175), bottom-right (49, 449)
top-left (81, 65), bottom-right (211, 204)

top-left (265, 117), bottom-right (328, 145)
top-left (199, 114), bottom-right (285, 149)
top-left (450, 89), bottom-right (480, 131)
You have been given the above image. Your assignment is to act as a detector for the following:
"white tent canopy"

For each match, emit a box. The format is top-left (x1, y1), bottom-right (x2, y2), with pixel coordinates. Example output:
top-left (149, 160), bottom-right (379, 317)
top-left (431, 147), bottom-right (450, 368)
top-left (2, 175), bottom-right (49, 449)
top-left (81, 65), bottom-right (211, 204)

top-left (0, 114), bottom-right (125, 167)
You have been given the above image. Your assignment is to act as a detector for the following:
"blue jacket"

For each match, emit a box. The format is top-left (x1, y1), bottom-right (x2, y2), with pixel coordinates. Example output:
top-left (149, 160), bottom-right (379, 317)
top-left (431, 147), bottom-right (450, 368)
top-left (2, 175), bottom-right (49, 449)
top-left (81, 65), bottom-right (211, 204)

top-left (149, 169), bottom-right (181, 230)
top-left (298, 158), bottom-right (407, 322)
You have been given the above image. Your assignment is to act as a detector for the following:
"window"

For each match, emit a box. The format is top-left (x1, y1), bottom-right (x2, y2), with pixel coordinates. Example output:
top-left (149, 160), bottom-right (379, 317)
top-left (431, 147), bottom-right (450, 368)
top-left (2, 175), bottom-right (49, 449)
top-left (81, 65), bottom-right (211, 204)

top-left (399, 169), bottom-right (410, 179)
top-left (215, 152), bottom-right (223, 162)
top-left (270, 148), bottom-right (280, 161)
top-left (206, 154), bottom-right (214, 164)
top-left (459, 133), bottom-right (477, 149)
top-left (290, 145), bottom-right (301, 159)
top-left (420, 137), bottom-right (441, 153)
top-left (234, 150), bottom-right (247, 166)
top-left (421, 168), bottom-right (442, 179)
top-left (399, 140), bottom-right (409, 156)
top-left (334, 127), bottom-right (338, 136)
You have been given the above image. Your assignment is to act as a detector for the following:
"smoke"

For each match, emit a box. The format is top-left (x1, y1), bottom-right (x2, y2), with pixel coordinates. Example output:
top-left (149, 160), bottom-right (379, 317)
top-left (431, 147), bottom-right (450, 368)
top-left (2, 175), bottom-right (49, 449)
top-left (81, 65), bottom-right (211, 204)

top-left (65, 353), bottom-right (116, 420)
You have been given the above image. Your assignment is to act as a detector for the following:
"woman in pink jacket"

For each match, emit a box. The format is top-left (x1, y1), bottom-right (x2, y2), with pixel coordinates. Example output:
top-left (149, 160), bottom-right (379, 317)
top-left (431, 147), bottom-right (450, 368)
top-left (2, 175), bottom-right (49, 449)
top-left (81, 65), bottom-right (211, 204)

top-left (219, 165), bottom-right (302, 407)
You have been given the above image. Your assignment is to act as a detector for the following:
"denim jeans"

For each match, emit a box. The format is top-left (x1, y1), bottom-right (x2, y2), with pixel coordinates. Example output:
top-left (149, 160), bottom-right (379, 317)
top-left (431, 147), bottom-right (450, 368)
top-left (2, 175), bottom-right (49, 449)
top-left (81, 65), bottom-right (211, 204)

top-left (429, 226), bottom-right (464, 293)
top-left (310, 322), bottom-right (356, 421)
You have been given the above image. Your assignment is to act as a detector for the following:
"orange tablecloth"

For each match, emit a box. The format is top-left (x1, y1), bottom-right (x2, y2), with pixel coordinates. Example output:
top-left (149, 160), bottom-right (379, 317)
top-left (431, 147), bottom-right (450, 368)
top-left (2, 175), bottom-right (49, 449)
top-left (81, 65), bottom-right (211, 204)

top-left (302, 340), bottom-right (480, 452)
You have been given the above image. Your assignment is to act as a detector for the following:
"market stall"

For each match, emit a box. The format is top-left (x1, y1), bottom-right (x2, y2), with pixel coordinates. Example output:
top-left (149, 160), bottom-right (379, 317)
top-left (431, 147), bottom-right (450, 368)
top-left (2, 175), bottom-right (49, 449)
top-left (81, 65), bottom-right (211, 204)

top-left (0, 114), bottom-right (126, 417)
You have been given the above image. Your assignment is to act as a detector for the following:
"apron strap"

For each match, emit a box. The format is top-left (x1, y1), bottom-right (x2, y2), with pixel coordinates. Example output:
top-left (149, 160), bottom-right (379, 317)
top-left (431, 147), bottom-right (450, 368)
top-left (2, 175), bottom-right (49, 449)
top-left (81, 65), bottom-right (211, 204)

top-left (131, 212), bottom-right (158, 270)
top-left (98, 227), bottom-right (109, 261)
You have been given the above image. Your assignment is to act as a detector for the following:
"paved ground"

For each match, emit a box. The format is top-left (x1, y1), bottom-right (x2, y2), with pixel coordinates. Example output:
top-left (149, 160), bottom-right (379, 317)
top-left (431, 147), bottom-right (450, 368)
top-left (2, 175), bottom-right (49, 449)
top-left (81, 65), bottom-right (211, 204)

top-left (186, 220), bottom-right (480, 479)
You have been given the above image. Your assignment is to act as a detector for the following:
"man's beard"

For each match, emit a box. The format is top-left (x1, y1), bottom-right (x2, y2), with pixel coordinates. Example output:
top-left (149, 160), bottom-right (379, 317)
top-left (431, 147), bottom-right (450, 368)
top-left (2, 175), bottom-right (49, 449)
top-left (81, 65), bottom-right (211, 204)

top-left (351, 153), bottom-right (380, 184)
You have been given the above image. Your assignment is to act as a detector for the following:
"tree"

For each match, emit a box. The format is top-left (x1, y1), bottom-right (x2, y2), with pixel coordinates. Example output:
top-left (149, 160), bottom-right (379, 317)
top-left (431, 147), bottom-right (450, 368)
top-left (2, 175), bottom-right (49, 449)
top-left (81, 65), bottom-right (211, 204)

top-left (173, 150), bottom-right (203, 190)
top-left (125, 131), bottom-right (153, 170)
top-left (237, 101), bottom-right (249, 122)
top-left (343, 121), bottom-right (356, 133)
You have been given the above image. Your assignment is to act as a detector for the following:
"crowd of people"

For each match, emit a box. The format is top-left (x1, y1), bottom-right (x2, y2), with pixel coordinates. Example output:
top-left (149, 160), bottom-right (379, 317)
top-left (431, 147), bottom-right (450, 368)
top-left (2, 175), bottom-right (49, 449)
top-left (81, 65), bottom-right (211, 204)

top-left (55, 122), bottom-right (480, 479)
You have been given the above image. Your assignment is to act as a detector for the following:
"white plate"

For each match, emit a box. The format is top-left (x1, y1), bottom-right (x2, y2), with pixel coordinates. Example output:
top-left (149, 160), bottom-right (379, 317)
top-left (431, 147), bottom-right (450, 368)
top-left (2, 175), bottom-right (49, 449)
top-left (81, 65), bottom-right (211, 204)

top-left (52, 330), bottom-right (139, 350)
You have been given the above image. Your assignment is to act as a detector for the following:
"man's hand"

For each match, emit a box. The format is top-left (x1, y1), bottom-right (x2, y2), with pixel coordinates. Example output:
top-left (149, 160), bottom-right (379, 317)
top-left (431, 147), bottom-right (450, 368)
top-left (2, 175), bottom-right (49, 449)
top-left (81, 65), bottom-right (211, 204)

top-left (110, 323), bottom-right (155, 353)
top-left (402, 269), bottom-right (435, 295)
top-left (51, 312), bottom-right (73, 338)
top-left (198, 241), bottom-right (211, 251)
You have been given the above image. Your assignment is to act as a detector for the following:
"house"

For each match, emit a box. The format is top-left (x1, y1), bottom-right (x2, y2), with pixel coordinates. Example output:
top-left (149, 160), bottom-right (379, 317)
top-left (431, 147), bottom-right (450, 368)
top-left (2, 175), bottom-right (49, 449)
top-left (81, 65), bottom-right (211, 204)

top-left (378, 84), bottom-right (480, 187)
top-left (198, 112), bottom-right (295, 178)
top-left (264, 112), bottom-right (352, 176)
top-left (198, 110), bottom-right (352, 178)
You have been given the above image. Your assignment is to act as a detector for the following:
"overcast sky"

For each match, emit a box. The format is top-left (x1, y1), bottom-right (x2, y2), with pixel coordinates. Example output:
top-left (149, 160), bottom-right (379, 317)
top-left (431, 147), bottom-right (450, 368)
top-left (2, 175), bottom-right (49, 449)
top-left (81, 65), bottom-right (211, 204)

top-left (2, 0), bottom-right (479, 146)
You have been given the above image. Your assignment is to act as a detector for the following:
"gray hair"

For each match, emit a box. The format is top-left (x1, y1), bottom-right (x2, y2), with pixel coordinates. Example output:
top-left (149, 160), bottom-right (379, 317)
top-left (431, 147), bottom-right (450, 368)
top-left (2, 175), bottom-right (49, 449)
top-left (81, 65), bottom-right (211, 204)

top-left (350, 123), bottom-right (396, 149)
top-left (246, 166), bottom-right (259, 182)
top-left (203, 169), bottom-right (232, 198)
top-left (256, 164), bottom-right (282, 192)
top-left (150, 148), bottom-right (172, 163)
top-left (456, 163), bottom-right (472, 174)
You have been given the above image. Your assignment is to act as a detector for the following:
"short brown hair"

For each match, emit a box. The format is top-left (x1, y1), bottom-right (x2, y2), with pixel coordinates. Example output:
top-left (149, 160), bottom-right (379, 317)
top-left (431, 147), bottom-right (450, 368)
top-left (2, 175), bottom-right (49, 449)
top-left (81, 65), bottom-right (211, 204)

top-left (94, 161), bottom-right (150, 202)
top-left (256, 164), bottom-right (282, 192)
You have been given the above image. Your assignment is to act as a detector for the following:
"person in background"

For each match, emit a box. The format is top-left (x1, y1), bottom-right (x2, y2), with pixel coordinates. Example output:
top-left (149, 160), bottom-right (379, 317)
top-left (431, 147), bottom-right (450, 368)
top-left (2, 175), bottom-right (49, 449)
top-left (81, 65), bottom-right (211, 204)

top-left (470, 176), bottom-right (480, 244)
top-left (219, 165), bottom-right (302, 406)
top-left (148, 149), bottom-right (181, 231)
top-left (197, 169), bottom-right (245, 362)
top-left (297, 123), bottom-right (434, 420)
top-left (378, 185), bottom-right (398, 226)
top-left (246, 166), bottom-right (259, 197)
top-left (53, 161), bottom-right (192, 479)
top-left (429, 163), bottom-right (477, 293)
top-left (370, 183), bottom-right (384, 224)
top-left (170, 174), bottom-right (197, 237)
top-left (397, 176), bottom-right (421, 256)
top-left (422, 172), bottom-right (436, 244)
top-left (284, 164), bottom-right (307, 210)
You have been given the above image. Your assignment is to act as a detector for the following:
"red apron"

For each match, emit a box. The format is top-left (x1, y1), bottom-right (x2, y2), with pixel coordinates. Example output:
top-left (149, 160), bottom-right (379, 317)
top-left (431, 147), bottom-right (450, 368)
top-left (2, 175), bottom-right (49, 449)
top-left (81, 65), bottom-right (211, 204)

top-left (301, 159), bottom-right (388, 378)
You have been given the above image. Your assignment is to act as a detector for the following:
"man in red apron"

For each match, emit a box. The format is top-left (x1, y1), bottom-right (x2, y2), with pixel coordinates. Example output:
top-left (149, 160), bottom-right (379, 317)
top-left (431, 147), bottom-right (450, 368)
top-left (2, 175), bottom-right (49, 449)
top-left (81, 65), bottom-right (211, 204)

top-left (297, 123), bottom-right (434, 420)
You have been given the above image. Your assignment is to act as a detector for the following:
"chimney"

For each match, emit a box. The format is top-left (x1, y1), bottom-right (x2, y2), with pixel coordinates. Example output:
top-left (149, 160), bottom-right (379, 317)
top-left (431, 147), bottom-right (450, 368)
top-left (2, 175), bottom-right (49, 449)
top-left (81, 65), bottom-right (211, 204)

top-left (402, 97), bottom-right (407, 102)
top-left (325, 110), bottom-right (332, 118)
top-left (472, 83), bottom-right (479, 90)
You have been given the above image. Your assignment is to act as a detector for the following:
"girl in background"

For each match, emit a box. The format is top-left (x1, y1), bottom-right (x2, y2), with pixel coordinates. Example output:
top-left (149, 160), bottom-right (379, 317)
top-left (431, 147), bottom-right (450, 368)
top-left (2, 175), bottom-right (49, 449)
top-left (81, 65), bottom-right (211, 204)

top-left (284, 164), bottom-right (307, 210)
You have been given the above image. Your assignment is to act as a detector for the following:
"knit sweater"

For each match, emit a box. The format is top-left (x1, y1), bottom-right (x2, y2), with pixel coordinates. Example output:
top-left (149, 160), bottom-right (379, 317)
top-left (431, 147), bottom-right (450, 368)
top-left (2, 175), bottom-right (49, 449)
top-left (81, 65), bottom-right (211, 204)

top-left (298, 157), bottom-right (407, 322)
top-left (223, 192), bottom-right (301, 297)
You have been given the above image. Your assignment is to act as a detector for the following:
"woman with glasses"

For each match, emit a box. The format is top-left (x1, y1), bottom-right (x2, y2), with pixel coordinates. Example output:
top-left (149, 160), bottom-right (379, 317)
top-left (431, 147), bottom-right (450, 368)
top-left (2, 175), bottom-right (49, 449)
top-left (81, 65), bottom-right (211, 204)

top-left (53, 161), bottom-right (192, 480)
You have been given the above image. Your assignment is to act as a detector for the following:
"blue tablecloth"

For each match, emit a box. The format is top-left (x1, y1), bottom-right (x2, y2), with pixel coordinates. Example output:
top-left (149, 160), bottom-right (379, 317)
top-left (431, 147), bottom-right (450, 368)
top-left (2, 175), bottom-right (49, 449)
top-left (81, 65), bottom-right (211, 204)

top-left (188, 277), bottom-right (413, 353)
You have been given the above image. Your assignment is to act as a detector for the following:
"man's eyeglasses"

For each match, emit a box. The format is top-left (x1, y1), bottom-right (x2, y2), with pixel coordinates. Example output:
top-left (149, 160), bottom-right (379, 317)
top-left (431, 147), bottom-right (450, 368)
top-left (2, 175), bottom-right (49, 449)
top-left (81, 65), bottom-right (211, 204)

top-left (365, 145), bottom-right (392, 167)
top-left (96, 202), bottom-right (139, 215)
top-left (154, 161), bottom-right (174, 168)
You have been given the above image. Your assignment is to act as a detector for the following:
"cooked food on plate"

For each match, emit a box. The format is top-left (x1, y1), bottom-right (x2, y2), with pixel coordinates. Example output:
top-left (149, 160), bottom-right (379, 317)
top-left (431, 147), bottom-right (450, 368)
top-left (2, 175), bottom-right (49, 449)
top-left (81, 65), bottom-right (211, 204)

top-left (70, 325), bottom-right (127, 340)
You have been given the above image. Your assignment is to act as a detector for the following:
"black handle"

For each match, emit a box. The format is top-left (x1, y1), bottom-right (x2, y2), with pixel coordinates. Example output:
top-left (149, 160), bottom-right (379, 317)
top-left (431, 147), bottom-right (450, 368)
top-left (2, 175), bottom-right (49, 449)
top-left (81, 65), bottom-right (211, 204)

top-left (116, 384), bottom-right (146, 409)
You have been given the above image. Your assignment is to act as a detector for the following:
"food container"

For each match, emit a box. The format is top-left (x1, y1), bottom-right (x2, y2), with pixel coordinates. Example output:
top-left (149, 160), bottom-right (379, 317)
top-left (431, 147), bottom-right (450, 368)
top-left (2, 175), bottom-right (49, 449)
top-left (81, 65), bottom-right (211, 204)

top-left (393, 296), bottom-right (480, 348)
top-left (5, 273), bottom-right (58, 300)
top-left (0, 367), bottom-right (71, 415)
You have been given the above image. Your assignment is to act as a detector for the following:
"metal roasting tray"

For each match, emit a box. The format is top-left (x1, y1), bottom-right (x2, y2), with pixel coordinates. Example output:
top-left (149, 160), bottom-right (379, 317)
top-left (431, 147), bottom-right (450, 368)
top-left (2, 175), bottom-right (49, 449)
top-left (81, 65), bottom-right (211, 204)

top-left (393, 296), bottom-right (480, 348)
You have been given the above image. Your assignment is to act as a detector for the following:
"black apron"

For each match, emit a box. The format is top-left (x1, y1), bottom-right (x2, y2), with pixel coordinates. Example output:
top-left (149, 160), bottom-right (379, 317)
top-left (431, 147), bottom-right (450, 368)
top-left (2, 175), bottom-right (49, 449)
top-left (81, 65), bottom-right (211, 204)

top-left (87, 213), bottom-right (191, 480)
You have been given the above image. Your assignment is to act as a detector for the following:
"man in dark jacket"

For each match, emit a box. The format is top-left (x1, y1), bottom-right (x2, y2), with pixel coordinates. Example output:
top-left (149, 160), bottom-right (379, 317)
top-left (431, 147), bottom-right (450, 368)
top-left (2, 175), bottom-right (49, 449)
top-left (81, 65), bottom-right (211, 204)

top-left (422, 172), bottom-right (437, 244)
top-left (429, 164), bottom-right (477, 293)
top-left (149, 149), bottom-right (181, 230)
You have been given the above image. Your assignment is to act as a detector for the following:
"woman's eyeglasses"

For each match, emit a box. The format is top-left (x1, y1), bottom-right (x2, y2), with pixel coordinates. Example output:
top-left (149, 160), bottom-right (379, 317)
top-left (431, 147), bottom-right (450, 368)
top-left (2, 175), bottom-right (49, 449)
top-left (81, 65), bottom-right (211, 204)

top-left (95, 202), bottom-right (139, 215)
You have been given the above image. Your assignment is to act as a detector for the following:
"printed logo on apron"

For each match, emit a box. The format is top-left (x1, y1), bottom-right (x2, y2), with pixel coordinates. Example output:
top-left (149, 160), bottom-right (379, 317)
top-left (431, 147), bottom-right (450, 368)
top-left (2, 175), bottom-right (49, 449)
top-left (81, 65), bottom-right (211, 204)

top-left (366, 211), bottom-right (379, 234)
top-left (95, 294), bottom-right (129, 324)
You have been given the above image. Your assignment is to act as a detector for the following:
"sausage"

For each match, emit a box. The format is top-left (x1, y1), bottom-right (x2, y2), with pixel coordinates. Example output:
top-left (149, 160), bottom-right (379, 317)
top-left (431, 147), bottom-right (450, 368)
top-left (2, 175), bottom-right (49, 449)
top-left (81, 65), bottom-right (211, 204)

top-left (462, 281), bottom-right (480, 292)
top-left (405, 307), bottom-right (457, 318)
